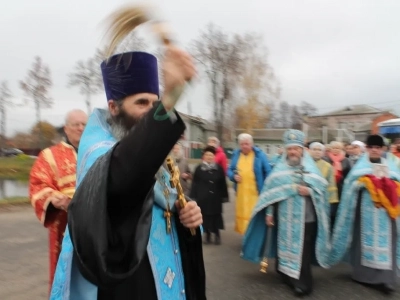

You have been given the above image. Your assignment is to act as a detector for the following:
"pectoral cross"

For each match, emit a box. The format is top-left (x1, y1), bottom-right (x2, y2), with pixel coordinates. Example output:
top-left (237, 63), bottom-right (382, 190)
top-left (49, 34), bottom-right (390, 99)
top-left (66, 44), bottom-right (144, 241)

top-left (164, 209), bottom-right (172, 234)
top-left (163, 189), bottom-right (172, 234)
top-left (294, 165), bottom-right (310, 186)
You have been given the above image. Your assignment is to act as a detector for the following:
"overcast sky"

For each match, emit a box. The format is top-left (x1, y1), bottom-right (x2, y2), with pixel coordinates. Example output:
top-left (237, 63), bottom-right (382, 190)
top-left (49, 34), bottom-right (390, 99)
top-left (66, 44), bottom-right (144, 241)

top-left (1, 0), bottom-right (400, 136)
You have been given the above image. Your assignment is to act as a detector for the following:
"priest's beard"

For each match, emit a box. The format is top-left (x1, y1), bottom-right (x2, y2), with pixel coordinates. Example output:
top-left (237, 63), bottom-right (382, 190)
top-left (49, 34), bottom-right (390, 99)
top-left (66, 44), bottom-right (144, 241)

top-left (108, 106), bottom-right (141, 141)
top-left (287, 155), bottom-right (301, 166)
top-left (370, 157), bottom-right (381, 164)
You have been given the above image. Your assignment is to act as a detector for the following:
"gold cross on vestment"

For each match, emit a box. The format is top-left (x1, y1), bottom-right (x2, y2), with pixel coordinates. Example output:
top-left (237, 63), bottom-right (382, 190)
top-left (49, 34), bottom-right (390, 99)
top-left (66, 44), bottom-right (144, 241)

top-left (164, 210), bottom-right (172, 234)
top-left (163, 188), bottom-right (173, 234)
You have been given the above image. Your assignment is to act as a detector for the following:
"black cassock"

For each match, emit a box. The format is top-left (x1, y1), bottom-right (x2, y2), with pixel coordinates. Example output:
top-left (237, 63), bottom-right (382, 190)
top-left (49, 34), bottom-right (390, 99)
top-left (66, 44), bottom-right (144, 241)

top-left (190, 163), bottom-right (228, 233)
top-left (67, 103), bottom-right (206, 300)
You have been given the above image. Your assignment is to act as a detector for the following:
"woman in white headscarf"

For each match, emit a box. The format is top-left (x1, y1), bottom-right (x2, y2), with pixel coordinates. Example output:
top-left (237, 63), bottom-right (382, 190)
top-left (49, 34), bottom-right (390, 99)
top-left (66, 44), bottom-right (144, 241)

top-left (349, 140), bottom-right (365, 167)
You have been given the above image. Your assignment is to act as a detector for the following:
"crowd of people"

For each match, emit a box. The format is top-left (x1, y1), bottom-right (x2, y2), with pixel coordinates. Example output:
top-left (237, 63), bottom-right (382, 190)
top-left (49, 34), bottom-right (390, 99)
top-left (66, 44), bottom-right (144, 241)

top-left (26, 40), bottom-right (400, 299)
top-left (242, 132), bottom-right (400, 296)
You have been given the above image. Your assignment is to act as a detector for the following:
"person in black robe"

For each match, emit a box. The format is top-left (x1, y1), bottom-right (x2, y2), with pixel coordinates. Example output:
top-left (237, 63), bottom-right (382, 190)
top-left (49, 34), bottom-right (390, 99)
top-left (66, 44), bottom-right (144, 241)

top-left (58, 47), bottom-right (206, 300)
top-left (190, 146), bottom-right (229, 245)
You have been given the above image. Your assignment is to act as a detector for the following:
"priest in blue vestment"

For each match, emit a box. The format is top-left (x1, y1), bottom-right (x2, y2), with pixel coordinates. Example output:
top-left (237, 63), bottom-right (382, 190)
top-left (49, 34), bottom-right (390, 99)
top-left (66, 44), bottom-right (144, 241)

top-left (50, 48), bottom-right (206, 300)
top-left (241, 129), bottom-right (331, 297)
top-left (327, 135), bottom-right (400, 295)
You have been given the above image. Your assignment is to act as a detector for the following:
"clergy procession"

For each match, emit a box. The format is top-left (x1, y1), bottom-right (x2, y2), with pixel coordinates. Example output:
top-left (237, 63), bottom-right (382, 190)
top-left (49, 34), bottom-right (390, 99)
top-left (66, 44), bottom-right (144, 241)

top-left (2, 3), bottom-right (400, 300)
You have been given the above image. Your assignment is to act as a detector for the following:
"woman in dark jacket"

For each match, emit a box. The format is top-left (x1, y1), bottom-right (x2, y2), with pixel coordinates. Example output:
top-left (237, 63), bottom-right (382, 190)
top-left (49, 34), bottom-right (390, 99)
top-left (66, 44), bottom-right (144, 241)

top-left (190, 146), bottom-right (229, 245)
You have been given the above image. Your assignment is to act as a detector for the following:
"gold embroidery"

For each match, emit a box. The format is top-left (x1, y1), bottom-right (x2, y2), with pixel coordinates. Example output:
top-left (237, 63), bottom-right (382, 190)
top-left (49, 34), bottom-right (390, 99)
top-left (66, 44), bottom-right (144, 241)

top-left (60, 187), bottom-right (75, 198)
top-left (42, 148), bottom-right (59, 179)
top-left (57, 174), bottom-right (76, 187)
top-left (31, 187), bottom-right (54, 204)
top-left (40, 198), bottom-right (53, 224)
top-left (61, 142), bottom-right (77, 160)
top-left (157, 169), bottom-right (173, 234)
top-left (163, 189), bottom-right (172, 233)
top-left (31, 187), bottom-right (55, 211)
top-left (61, 159), bottom-right (76, 174)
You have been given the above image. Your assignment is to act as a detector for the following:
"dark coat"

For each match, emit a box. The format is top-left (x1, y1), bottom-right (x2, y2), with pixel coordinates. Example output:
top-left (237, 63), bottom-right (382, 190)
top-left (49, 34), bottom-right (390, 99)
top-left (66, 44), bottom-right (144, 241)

top-left (190, 163), bottom-right (228, 216)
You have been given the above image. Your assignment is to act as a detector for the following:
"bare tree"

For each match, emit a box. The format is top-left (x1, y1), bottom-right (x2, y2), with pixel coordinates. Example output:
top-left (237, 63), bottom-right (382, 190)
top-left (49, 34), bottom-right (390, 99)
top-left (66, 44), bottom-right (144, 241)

top-left (0, 81), bottom-right (13, 148)
top-left (191, 24), bottom-right (280, 142)
top-left (233, 33), bottom-right (280, 133)
top-left (190, 23), bottom-right (244, 144)
top-left (290, 105), bottom-right (303, 129)
top-left (236, 32), bottom-right (280, 101)
top-left (279, 101), bottom-right (291, 128)
top-left (267, 102), bottom-right (283, 128)
top-left (300, 101), bottom-right (317, 116)
top-left (68, 58), bottom-right (101, 114)
top-left (20, 56), bottom-right (53, 149)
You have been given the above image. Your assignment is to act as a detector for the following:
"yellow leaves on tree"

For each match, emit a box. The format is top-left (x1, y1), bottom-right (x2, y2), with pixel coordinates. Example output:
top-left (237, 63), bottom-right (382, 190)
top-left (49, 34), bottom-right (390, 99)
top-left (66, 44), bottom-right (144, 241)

top-left (9, 133), bottom-right (34, 149)
top-left (234, 33), bottom-right (275, 134)
top-left (30, 121), bottom-right (58, 148)
top-left (235, 97), bottom-right (270, 135)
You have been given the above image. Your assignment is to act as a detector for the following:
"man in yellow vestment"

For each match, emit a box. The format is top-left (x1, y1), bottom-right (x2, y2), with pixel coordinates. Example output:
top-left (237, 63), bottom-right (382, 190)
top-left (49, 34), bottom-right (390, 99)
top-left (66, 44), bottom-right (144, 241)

top-left (228, 133), bottom-right (271, 234)
top-left (29, 109), bottom-right (87, 292)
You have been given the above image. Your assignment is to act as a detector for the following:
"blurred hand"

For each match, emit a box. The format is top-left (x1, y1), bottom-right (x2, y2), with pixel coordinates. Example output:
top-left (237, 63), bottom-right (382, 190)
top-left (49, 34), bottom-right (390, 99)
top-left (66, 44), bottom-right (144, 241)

top-left (234, 175), bottom-right (241, 183)
top-left (265, 215), bottom-right (274, 227)
top-left (176, 200), bottom-right (202, 229)
top-left (49, 193), bottom-right (70, 211)
top-left (162, 46), bottom-right (196, 110)
top-left (298, 185), bottom-right (310, 196)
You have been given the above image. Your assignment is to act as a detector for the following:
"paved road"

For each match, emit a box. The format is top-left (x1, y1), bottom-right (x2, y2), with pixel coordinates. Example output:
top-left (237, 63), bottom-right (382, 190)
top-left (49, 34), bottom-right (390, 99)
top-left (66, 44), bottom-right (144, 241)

top-left (0, 200), bottom-right (398, 300)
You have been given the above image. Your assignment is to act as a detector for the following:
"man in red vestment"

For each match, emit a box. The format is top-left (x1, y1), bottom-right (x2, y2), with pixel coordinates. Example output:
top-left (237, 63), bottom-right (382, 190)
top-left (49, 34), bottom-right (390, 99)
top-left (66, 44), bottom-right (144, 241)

top-left (29, 109), bottom-right (87, 291)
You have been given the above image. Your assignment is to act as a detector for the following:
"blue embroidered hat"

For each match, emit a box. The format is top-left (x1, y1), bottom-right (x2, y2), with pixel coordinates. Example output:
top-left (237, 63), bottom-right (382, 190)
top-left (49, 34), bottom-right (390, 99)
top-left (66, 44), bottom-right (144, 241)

top-left (283, 129), bottom-right (305, 148)
top-left (101, 51), bottom-right (159, 101)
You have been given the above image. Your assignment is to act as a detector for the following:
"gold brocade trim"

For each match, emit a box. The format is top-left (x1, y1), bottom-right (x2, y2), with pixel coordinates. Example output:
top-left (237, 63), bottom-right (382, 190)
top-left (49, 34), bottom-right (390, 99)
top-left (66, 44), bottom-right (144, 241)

top-left (60, 187), bottom-right (75, 198)
top-left (31, 187), bottom-right (54, 205)
top-left (359, 176), bottom-right (400, 219)
top-left (57, 174), bottom-right (76, 187)
top-left (42, 148), bottom-right (59, 179)
top-left (61, 141), bottom-right (77, 160)
top-left (40, 198), bottom-right (52, 224)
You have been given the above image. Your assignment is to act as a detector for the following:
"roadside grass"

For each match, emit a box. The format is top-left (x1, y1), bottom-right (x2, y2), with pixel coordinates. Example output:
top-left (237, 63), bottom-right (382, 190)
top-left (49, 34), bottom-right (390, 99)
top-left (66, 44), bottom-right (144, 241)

top-left (0, 196), bottom-right (30, 206)
top-left (0, 156), bottom-right (35, 181)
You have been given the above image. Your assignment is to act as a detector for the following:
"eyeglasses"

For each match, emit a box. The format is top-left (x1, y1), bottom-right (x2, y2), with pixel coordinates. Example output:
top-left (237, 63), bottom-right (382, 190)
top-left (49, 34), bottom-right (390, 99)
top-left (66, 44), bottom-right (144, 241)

top-left (67, 122), bottom-right (86, 128)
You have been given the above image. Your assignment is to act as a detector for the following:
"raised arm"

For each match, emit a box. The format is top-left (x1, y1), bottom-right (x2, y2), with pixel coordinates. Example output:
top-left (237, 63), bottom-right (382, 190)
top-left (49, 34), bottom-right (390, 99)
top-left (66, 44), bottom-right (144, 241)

top-left (107, 101), bottom-right (186, 207)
